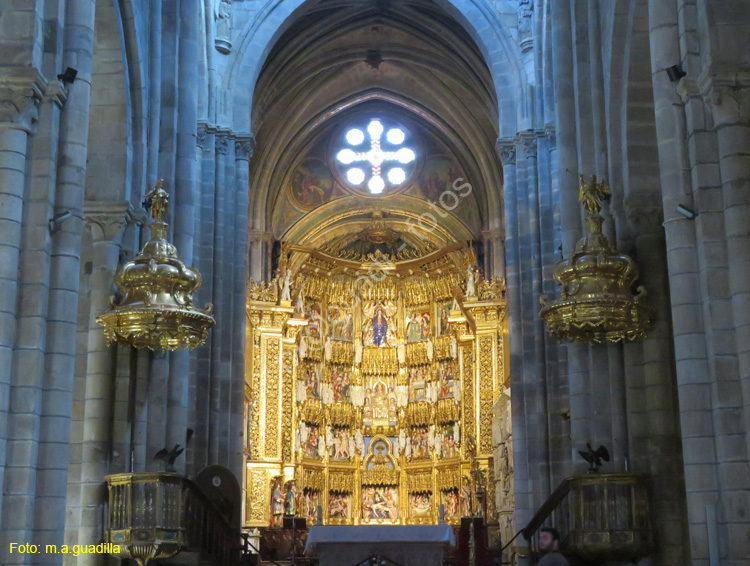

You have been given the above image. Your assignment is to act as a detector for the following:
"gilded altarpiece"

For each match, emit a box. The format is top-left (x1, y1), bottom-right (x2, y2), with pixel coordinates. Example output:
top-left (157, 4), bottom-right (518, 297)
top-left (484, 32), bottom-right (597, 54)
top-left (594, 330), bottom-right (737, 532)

top-left (244, 242), bottom-right (509, 527)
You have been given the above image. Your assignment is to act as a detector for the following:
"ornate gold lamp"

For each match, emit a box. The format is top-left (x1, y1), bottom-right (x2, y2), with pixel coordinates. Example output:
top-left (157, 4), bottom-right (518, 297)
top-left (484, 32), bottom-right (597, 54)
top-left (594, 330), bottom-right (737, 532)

top-left (97, 181), bottom-right (214, 350)
top-left (540, 176), bottom-right (653, 342)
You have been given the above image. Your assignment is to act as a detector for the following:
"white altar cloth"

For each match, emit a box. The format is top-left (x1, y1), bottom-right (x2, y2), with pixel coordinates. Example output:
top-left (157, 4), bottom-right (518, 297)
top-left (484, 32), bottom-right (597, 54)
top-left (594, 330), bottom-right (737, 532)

top-left (305, 525), bottom-right (455, 566)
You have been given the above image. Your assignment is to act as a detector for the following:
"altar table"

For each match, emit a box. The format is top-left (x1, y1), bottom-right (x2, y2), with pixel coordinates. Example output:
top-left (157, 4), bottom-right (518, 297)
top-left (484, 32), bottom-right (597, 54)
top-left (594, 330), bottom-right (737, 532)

top-left (305, 525), bottom-right (456, 566)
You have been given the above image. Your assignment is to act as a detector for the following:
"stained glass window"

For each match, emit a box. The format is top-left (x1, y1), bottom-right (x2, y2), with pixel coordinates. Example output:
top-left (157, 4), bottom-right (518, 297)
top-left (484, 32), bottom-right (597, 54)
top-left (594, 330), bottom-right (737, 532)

top-left (336, 119), bottom-right (416, 194)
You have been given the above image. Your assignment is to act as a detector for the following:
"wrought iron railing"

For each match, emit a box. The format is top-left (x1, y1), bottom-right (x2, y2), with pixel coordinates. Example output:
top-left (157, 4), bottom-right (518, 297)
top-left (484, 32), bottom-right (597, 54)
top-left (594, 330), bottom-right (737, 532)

top-left (106, 472), bottom-right (247, 566)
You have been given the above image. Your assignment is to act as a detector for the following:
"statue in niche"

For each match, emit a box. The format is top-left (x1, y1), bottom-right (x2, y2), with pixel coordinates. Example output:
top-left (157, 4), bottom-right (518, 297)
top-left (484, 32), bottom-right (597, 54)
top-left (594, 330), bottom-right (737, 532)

top-left (215, 0), bottom-right (232, 54)
top-left (363, 301), bottom-right (397, 346)
top-left (271, 480), bottom-right (284, 526)
top-left (406, 310), bottom-right (430, 343)
top-left (284, 481), bottom-right (297, 516)
top-left (372, 307), bottom-right (389, 345)
top-left (280, 269), bottom-right (292, 302)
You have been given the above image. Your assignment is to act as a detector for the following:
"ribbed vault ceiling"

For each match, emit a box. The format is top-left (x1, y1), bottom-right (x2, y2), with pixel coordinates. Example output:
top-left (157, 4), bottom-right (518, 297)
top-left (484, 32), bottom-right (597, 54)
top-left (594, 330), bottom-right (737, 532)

top-left (250, 0), bottom-right (503, 245)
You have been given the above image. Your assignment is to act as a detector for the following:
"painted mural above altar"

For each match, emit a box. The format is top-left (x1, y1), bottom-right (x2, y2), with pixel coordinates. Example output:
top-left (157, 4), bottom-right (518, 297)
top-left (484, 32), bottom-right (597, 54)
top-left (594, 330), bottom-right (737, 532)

top-left (270, 111), bottom-right (481, 239)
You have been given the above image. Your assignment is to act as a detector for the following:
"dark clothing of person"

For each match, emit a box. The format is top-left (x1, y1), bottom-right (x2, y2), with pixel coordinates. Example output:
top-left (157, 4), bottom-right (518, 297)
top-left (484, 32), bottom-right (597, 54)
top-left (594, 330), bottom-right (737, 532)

top-left (538, 551), bottom-right (569, 566)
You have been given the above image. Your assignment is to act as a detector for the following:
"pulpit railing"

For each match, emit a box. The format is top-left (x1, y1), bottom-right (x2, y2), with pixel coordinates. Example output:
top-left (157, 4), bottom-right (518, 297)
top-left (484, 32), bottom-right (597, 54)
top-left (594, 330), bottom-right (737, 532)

top-left (106, 472), bottom-right (247, 566)
top-left (510, 473), bottom-right (653, 563)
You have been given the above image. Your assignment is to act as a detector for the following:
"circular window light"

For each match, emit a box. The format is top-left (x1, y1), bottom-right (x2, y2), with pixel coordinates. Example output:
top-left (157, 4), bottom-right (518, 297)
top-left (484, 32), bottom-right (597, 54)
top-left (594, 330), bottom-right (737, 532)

top-left (337, 149), bottom-right (357, 164)
top-left (347, 168), bottom-right (365, 185)
top-left (367, 120), bottom-right (384, 138)
top-left (395, 148), bottom-right (415, 164)
top-left (346, 128), bottom-right (365, 145)
top-left (386, 128), bottom-right (405, 145)
top-left (387, 167), bottom-right (406, 184)
top-left (368, 176), bottom-right (385, 194)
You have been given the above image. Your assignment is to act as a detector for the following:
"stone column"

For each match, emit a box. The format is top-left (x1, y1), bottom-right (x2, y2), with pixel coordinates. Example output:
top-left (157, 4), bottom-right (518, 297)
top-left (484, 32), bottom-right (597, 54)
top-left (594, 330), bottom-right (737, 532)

top-left (648, 1), bottom-right (718, 562)
top-left (166, 0), bottom-right (201, 459)
top-left (209, 132), bottom-right (229, 464)
top-left (231, 136), bottom-right (253, 476)
top-left (706, 82), bottom-right (750, 464)
top-left (0, 68), bottom-right (44, 553)
top-left (77, 203), bottom-right (132, 564)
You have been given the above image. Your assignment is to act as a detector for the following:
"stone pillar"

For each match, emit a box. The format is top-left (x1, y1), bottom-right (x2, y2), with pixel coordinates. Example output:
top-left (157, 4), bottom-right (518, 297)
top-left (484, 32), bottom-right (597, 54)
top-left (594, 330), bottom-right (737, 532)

top-left (0, 68), bottom-right (44, 554)
top-left (209, 132), bottom-right (229, 464)
top-left (166, 0), bottom-right (201, 459)
top-left (706, 82), bottom-right (750, 464)
top-left (78, 203), bottom-right (132, 564)
top-left (231, 136), bottom-right (253, 476)
top-left (648, 1), bottom-right (718, 562)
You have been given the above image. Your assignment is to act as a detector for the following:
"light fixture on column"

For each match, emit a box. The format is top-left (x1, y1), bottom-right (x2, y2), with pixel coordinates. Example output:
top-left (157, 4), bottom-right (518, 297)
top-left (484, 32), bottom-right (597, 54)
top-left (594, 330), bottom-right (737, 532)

top-left (539, 176), bottom-right (654, 343)
top-left (96, 180), bottom-right (214, 350)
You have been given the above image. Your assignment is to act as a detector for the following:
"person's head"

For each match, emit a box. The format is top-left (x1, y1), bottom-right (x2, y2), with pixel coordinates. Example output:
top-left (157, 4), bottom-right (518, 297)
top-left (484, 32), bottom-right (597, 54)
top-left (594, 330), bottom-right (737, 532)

top-left (538, 527), bottom-right (561, 553)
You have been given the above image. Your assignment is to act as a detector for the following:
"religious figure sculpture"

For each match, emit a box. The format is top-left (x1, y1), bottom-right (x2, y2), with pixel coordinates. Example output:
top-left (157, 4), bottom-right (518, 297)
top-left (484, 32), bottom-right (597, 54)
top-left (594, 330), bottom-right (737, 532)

top-left (355, 429), bottom-right (364, 454)
top-left (465, 264), bottom-right (476, 297)
top-left (321, 383), bottom-right (334, 404)
top-left (426, 337), bottom-right (434, 361)
top-left (280, 269), bottom-right (292, 302)
top-left (397, 342), bottom-right (406, 364)
top-left (452, 380), bottom-right (461, 402)
top-left (396, 385), bottom-right (408, 407)
top-left (518, 0), bottom-right (534, 41)
top-left (451, 336), bottom-right (458, 359)
top-left (214, 0), bottom-right (232, 53)
top-left (295, 291), bottom-right (305, 314)
top-left (296, 380), bottom-right (306, 403)
top-left (284, 482), bottom-right (297, 516)
top-left (272, 481), bottom-right (284, 525)
top-left (318, 428), bottom-right (327, 458)
top-left (351, 385), bottom-right (364, 407)
top-left (354, 338), bottom-right (363, 363)
top-left (298, 336), bottom-right (307, 359)
top-left (371, 307), bottom-right (389, 346)
top-left (324, 336), bottom-right (332, 361)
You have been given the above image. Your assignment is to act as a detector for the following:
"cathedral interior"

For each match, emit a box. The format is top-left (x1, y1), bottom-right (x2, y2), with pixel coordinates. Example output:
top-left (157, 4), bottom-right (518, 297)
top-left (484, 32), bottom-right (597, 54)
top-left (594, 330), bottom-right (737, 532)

top-left (0, 0), bottom-right (749, 565)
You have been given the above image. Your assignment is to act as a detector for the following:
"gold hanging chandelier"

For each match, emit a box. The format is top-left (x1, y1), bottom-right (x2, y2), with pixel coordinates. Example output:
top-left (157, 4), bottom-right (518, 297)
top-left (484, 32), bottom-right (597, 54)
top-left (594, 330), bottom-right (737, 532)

top-left (539, 176), bottom-right (654, 343)
top-left (97, 180), bottom-right (214, 350)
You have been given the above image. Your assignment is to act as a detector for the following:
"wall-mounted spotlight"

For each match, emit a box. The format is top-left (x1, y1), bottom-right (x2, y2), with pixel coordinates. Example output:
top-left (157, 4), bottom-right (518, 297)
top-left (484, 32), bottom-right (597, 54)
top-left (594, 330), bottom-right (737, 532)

top-left (49, 209), bottom-right (73, 231)
top-left (676, 204), bottom-right (697, 219)
top-left (57, 67), bottom-right (78, 84)
top-left (666, 64), bottom-right (686, 83)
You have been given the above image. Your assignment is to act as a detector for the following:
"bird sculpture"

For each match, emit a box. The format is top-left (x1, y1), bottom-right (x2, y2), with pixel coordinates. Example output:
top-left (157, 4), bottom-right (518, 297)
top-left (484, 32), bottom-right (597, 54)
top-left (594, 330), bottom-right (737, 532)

top-left (152, 428), bottom-right (193, 472)
top-left (577, 443), bottom-right (610, 472)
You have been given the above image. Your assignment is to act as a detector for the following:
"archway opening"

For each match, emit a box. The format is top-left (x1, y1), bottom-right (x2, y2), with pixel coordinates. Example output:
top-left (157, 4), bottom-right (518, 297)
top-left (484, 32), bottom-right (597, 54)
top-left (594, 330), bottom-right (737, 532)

top-left (241, 0), bottom-right (510, 542)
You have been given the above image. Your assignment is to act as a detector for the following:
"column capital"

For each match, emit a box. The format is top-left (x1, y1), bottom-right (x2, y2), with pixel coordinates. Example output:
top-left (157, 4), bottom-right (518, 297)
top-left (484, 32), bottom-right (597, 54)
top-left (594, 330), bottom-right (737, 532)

top-left (518, 131), bottom-right (538, 159)
top-left (0, 68), bottom-right (46, 131)
top-left (43, 79), bottom-right (68, 109)
top-left (235, 134), bottom-right (256, 160)
top-left (544, 124), bottom-right (556, 148)
top-left (495, 138), bottom-right (516, 167)
top-left (215, 130), bottom-right (231, 155)
top-left (623, 193), bottom-right (664, 235)
top-left (197, 122), bottom-right (209, 150)
top-left (83, 201), bottom-right (137, 243)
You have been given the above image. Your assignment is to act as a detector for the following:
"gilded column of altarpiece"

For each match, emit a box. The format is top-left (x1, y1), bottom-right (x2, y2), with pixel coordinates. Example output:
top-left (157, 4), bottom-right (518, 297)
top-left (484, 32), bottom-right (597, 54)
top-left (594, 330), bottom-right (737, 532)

top-left (244, 242), bottom-right (508, 528)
